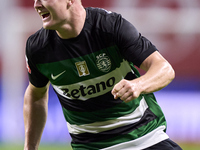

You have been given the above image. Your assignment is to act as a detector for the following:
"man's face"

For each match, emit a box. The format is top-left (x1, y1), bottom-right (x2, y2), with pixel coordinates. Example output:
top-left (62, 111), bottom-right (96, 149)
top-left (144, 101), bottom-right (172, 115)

top-left (34, 0), bottom-right (68, 30)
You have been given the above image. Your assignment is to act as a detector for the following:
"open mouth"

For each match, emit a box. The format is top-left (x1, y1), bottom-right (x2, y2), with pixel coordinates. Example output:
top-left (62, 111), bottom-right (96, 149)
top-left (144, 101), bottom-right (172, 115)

top-left (41, 12), bottom-right (50, 19)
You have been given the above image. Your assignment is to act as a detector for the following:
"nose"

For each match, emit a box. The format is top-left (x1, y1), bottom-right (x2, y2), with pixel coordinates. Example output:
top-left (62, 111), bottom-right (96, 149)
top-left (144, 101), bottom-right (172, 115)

top-left (34, 0), bottom-right (42, 9)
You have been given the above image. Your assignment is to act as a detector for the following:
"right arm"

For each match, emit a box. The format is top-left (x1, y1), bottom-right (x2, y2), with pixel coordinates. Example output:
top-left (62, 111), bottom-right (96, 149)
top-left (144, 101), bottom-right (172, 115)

top-left (23, 82), bottom-right (49, 150)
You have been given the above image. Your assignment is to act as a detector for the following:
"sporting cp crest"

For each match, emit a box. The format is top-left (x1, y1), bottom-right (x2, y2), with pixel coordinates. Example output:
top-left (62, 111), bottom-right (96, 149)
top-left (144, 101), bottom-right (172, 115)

top-left (96, 53), bottom-right (111, 72)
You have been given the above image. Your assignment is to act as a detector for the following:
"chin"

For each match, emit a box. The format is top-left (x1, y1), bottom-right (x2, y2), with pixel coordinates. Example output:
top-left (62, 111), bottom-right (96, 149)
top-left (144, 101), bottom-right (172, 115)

top-left (43, 23), bottom-right (57, 30)
top-left (42, 22), bottom-right (53, 29)
top-left (43, 26), bottom-right (51, 30)
top-left (43, 24), bottom-right (51, 29)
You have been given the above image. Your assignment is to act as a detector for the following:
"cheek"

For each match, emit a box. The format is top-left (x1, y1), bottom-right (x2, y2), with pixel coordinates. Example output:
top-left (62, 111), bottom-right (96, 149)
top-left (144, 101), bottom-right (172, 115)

top-left (53, 11), bottom-right (65, 21)
top-left (46, 3), bottom-right (67, 20)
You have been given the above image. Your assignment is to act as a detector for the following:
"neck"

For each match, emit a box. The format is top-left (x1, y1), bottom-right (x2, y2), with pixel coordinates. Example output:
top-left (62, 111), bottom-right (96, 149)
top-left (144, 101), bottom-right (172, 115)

top-left (56, 5), bottom-right (86, 39)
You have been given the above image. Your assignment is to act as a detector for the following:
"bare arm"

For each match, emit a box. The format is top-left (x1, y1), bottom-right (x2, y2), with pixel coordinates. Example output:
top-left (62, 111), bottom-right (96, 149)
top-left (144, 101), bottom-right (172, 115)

top-left (111, 51), bottom-right (175, 103)
top-left (23, 82), bottom-right (50, 150)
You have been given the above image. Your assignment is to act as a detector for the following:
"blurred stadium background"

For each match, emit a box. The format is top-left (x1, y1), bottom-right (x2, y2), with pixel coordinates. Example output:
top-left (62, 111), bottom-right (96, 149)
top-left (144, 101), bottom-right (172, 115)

top-left (0, 0), bottom-right (200, 149)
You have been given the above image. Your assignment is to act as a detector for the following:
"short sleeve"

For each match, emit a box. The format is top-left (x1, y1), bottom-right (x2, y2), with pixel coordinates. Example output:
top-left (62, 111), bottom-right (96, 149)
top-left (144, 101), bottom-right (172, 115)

top-left (25, 38), bottom-right (49, 87)
top-left (115, 17), bottom-right (158, 67)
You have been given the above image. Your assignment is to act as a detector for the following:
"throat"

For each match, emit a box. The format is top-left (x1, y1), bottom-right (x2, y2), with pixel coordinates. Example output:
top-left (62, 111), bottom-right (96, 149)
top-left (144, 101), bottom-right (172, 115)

top-left (56, 28), bottom-right (81, 39)
top-left (56, 9), bottom-right (86, 39)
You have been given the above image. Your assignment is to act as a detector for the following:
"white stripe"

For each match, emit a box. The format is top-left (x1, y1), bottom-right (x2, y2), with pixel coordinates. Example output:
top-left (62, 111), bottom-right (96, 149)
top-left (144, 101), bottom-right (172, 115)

top-left (101, 125), bottom-right (169, 150)
top-left (67, 97), bottom-right (148, 134)
top-left (52, 60), bottom-right (132, 101)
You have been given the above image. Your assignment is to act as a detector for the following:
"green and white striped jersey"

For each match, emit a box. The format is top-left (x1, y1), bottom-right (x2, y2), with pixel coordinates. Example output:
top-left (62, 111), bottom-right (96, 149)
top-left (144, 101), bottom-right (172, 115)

top-left (26, 7), bottom-right (168, 150)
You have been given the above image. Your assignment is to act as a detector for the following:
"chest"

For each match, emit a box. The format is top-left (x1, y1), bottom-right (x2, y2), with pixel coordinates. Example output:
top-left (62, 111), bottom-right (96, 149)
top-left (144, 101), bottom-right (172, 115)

top-left (36, 43), bottom-right (124, 86)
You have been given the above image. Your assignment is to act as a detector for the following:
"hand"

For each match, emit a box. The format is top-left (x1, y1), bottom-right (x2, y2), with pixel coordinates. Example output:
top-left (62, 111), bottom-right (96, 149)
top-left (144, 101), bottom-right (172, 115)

top-left (111, 79), bottom-right (141, 103)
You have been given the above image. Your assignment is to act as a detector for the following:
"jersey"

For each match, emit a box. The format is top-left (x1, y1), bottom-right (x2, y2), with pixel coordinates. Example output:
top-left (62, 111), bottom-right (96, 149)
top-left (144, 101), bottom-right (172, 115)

top-left (25, 7), bottom-right (169, 150)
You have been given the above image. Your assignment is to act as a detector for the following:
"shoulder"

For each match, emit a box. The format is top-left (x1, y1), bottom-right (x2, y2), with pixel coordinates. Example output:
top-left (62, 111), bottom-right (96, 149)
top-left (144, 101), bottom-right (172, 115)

top-left (26, 28), bottom-right (54, 55)
top-left (85, 7), bottom-right (123, 32)
top-left (86, 7), bottom-right (116, 16)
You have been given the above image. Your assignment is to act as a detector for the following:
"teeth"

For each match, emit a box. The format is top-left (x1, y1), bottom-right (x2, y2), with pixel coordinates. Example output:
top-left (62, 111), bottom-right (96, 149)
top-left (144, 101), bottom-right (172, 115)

top-left (40, 12), bottom-right (49, 16)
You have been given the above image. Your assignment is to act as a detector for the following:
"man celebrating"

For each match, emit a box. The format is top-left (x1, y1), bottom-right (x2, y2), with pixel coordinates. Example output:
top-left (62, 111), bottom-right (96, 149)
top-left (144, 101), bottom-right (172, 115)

top-left (24, 0), bottom-right (182, 149)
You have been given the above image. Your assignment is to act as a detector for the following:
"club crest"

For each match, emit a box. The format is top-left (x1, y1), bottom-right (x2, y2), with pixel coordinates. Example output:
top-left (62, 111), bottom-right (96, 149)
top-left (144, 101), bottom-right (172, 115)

top-left (96, 53), bottom-right (111, 72)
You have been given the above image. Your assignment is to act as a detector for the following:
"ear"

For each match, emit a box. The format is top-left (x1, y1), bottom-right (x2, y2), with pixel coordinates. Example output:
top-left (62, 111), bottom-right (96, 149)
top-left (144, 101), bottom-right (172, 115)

top-left (67, 0), bottom-right (75, 7)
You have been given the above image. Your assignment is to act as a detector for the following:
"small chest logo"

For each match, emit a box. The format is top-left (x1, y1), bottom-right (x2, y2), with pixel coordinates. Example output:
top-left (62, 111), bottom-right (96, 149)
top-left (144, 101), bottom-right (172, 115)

top-left (96, 53), bottom-right (111, 72)
top-left (75, 61), bottom-right (90, 77)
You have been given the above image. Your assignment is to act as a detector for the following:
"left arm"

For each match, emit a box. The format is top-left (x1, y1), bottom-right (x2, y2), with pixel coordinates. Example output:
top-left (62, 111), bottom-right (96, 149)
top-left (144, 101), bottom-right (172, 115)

top-left (111, 51), bottom-right (175, 103)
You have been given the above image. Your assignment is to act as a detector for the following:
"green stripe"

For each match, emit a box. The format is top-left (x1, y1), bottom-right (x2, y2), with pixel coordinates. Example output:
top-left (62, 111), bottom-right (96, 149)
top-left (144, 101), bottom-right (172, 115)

top-left (143, 93), bottom-right (167, 131)
top-left (52, 60), bottom-right (132, 100)
top-left (62, 96), bottom-right (142, 125)
top-left (36, 45), bottom-right (123, 85)
top-left (129, 62), bottom-right (141, 77)
top-left (69, 93), bottom-right (167, 149)
top-left (71, 120), bottom-right (166, 150)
